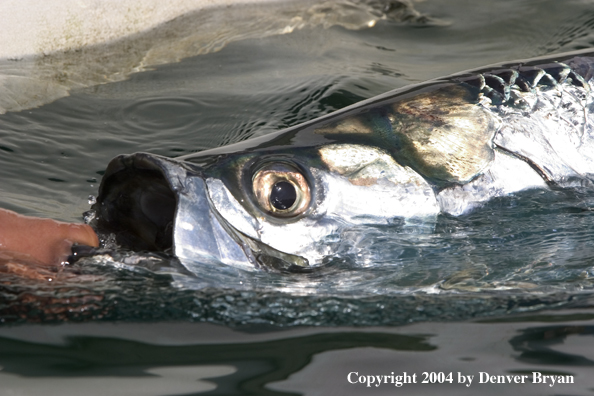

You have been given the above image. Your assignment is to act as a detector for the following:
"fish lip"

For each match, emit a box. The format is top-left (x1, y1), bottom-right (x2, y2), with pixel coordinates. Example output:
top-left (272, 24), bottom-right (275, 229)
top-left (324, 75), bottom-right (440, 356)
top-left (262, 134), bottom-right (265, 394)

top-left (93, 152), bottom-right (309, 272)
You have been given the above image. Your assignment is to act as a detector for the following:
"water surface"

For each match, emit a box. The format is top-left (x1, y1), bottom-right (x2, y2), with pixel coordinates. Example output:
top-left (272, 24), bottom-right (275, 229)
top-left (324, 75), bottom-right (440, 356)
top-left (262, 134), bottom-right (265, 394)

top-left (1, 0), bottom-right (594, 394)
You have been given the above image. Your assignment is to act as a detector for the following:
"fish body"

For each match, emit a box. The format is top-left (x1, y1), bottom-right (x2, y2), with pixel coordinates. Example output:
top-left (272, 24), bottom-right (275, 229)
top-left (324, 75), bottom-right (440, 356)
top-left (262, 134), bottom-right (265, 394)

top-left (92, 49), bottom-right (594, 272)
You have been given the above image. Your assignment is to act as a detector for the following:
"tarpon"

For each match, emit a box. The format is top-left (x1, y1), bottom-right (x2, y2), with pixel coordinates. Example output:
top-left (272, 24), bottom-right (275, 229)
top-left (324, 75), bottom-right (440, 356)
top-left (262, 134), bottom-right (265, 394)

top-left (91, 49), bottom-right (594, 272)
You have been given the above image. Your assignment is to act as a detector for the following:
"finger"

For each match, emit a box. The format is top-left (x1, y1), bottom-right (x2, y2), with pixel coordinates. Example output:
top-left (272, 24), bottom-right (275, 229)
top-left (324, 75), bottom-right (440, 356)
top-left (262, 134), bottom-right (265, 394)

top-left (61, 223), bottom-right (100, 248)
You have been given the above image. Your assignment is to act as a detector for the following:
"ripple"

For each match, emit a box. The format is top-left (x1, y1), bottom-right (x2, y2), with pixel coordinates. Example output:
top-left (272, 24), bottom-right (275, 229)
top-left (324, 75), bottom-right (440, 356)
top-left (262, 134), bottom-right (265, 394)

top-left (537, 11), bottom-right (594, 53)
top-left (119, 97), bottom-right (204, 133)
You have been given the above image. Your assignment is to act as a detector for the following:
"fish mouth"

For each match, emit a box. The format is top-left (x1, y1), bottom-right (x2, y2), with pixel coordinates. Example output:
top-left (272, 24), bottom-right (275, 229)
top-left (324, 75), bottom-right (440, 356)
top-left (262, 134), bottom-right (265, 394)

top-left (91, 152), bottom-right (309, 272)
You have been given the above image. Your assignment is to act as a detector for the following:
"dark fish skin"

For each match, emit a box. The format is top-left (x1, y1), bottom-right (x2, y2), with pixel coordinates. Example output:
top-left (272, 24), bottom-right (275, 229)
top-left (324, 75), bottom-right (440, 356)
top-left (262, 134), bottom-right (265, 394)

top-left (177, 49), bottom-right (594, 188)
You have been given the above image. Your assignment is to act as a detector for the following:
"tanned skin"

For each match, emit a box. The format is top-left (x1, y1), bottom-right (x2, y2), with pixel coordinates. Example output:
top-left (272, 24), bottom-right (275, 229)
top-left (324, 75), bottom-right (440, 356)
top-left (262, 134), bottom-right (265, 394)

top-left (0, 208), bottom-right (99, 266)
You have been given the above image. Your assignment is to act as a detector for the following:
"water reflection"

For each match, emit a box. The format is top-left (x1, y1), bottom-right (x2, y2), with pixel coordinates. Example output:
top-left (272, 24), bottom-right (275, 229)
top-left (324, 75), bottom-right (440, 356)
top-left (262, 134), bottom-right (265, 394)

top-left (0, 326), bottom-right (434, 396)
top-left (509, 325), bottom-right (594, 367)
top-left (0, 317), bottom-right (593, 395)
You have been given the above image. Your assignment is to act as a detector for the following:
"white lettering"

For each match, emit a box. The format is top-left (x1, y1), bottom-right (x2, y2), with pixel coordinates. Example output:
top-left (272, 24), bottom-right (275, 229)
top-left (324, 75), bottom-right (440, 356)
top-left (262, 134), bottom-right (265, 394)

top-left (479, 372), bottom-right (489, 383)
top-left (457, 372), bottom-right (474, 387)
top-left (347, 372), bottom-right (358, 384)
top-left (548, 375), bottom-right (557, 387)
top-left (557, 375), bottom-right (574, 384)
top-left (375, 375), bottom-right (383, 387)
top-left (531, 373), bottom-right (576, 387)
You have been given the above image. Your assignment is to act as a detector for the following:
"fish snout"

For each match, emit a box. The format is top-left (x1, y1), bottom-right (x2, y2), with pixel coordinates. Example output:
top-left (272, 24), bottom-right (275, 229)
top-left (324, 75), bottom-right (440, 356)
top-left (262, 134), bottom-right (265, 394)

top-left (91, 152), bottom-right (255, 271)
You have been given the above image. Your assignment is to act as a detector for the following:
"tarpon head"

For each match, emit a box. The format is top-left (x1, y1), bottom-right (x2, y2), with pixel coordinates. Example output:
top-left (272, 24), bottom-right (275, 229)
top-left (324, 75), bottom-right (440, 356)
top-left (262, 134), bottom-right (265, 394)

top-left (92, 83), bottom-right (499, 272)
top-left (92, 144), bottom-right (440, 272)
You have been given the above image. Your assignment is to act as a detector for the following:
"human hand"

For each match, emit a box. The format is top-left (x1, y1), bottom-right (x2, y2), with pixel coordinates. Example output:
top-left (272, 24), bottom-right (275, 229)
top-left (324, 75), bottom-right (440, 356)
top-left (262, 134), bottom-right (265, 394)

top-left (0, 208), bottom-right (99, 266)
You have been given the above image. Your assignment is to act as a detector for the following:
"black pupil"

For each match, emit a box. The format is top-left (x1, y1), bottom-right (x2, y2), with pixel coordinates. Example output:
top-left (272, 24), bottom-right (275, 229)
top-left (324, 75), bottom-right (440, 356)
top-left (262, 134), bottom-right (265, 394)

top-left (270, 181), bottom-right (297, 210)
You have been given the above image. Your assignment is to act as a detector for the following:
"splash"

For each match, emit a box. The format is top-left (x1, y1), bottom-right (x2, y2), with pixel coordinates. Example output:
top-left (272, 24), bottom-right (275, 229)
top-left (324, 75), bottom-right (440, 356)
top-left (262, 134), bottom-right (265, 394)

top-left (3, 187), bottom-right (593, 326)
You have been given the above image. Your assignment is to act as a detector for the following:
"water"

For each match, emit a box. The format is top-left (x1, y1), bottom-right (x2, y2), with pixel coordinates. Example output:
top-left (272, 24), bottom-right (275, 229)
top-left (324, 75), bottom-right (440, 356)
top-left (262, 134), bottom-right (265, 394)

top-left (2, 0), bottom-right (594, 394)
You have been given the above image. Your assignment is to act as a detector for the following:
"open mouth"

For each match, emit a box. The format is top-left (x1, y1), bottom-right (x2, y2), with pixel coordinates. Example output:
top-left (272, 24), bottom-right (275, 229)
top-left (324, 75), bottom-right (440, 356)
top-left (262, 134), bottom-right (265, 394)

top-left (90, 152), bottom-right (310, 273)
top-left (91, 153), bottom-right (180, 253)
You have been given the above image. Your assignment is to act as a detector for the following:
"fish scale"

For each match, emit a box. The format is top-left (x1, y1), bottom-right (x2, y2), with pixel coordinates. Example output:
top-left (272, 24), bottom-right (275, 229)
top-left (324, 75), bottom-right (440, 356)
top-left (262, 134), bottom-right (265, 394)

top-left (457, 62), bottom-right (589, 105)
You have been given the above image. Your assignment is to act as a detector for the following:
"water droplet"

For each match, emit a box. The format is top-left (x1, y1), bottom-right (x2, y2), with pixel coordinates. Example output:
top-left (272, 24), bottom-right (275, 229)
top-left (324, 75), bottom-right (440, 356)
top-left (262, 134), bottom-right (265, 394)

top-left (83, 210), bottom-right (96, 224)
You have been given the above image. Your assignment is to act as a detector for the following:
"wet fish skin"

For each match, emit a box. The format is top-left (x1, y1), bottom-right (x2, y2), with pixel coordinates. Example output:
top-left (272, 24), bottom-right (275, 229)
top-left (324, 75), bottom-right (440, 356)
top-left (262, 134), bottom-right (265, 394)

top-left (92, 49), bottom-right (594, 271)
top-left (180, 51), bottom-right (594, 185)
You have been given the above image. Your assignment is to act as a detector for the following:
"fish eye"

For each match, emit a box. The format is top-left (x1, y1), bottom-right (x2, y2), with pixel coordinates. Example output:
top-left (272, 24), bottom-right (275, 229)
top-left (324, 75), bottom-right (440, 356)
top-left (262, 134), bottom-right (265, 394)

top-left (270, 181), bottom-right (297, 210)
top-left (252, 163), bottom-right (310, 217)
